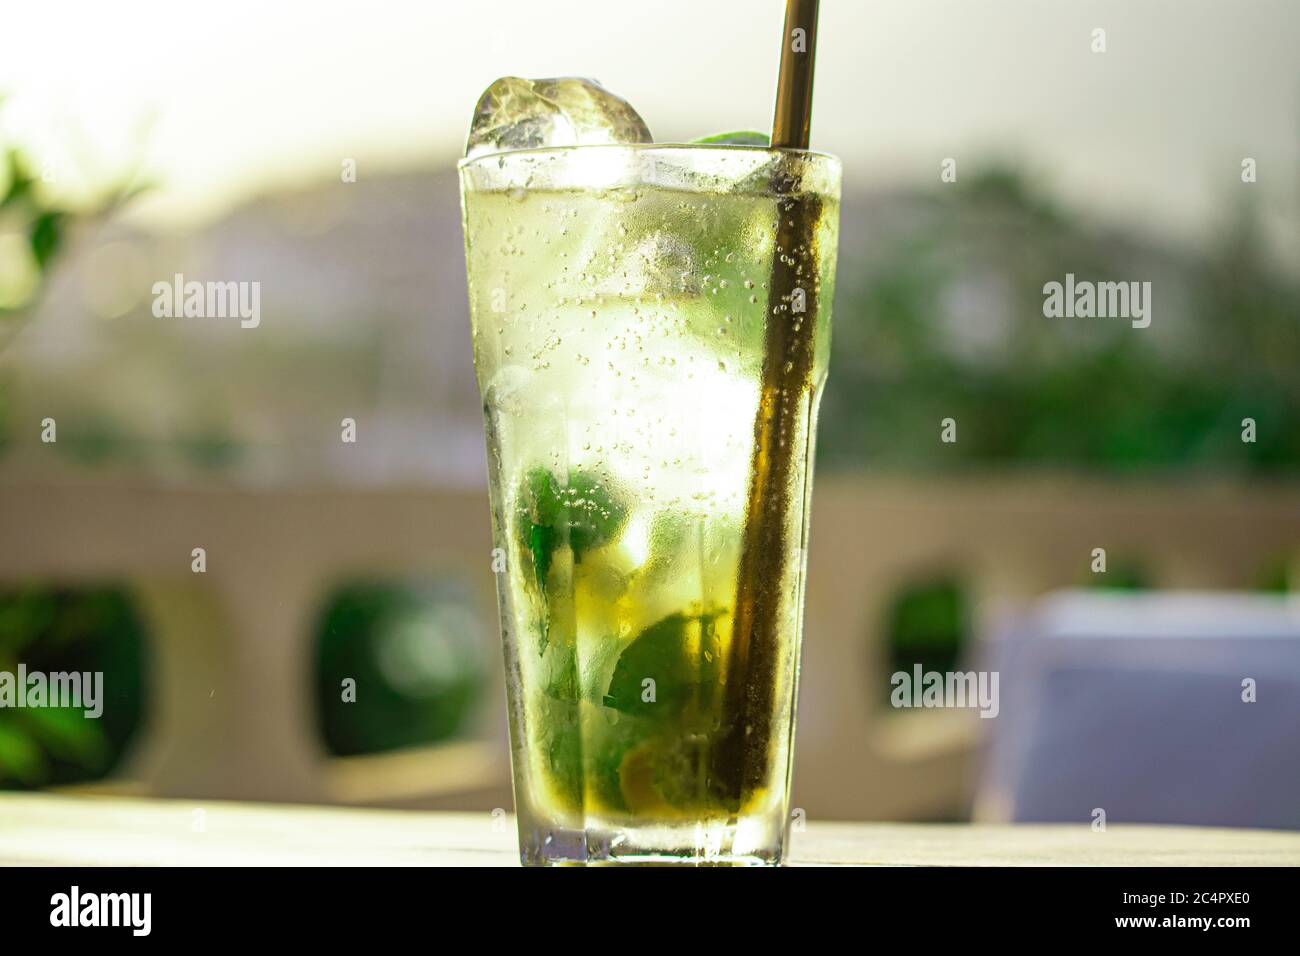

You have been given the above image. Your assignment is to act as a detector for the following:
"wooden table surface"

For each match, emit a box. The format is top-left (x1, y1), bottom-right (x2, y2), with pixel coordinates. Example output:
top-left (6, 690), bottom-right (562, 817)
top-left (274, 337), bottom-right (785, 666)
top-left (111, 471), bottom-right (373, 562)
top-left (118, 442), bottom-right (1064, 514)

top-left (1, 794), bottom-right (1296, 866)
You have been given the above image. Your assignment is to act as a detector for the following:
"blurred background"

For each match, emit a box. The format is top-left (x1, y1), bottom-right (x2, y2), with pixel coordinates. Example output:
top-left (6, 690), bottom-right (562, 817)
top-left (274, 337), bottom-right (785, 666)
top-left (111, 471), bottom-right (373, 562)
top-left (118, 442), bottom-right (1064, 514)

top-left (1, 0), bottom-right (1298, 827)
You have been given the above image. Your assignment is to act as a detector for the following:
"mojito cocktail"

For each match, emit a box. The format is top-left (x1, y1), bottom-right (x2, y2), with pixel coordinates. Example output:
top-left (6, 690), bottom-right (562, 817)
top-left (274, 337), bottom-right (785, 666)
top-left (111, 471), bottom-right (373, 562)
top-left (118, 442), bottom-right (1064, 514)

top-left (460, 79), bottom-right (839, 865)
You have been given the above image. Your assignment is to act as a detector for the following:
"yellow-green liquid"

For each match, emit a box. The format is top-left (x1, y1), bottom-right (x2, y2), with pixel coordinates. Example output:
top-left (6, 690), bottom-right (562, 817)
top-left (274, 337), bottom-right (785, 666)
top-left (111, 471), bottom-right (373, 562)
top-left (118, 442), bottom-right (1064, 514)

top-left (463, 172), bottom-right (837, 864)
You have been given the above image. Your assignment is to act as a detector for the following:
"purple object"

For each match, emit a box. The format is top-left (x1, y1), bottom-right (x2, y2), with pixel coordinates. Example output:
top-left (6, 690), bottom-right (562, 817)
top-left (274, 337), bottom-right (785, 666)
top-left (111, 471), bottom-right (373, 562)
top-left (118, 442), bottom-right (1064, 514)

top-left (978, 591), bottom-right (1300, 830)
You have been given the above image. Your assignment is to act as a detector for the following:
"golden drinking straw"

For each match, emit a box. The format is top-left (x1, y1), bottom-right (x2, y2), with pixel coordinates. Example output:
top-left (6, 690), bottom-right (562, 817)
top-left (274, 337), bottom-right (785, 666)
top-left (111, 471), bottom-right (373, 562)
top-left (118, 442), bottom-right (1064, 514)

top-left (715, 0), bottom-right (823, 801)
top-left (772, 0), bottom-right (819, 150)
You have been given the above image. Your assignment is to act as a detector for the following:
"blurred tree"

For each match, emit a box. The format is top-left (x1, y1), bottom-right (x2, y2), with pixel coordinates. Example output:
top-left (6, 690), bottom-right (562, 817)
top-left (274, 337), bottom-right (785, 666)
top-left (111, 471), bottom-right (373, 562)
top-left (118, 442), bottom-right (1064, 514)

top-left (0, 100), bottom-right (151, 789)
top-left (1082, 559), bottom-right (1151, 592)
top-left (0, 587), bottom-right (148, 788)
top-left (821, 166), bottom-right (1300, 475)
top-left (0, 96), bottom-right (148, 452)
top-left (315, 581), bottom-right (486, 757)
top-left (883, 575), bottom-right (969, 701)
top-left (1254, 553), bottom-right (1297, 593)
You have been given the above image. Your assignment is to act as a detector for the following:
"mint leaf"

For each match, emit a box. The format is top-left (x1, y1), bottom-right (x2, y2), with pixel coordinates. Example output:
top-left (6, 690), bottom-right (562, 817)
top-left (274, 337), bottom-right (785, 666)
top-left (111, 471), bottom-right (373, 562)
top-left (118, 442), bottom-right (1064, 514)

top-left (514, 467), bottom-right (627, 581)
top-left (517, 467), bottom-right (562, 588)
top-left (602, 612), bottom-right (722, 717)
top-left (562, 470), bottom-right (627, 557)
top-left (514, 466), bottom-right (628, 654)
top-left (689, 130), bottom-right (770, 146)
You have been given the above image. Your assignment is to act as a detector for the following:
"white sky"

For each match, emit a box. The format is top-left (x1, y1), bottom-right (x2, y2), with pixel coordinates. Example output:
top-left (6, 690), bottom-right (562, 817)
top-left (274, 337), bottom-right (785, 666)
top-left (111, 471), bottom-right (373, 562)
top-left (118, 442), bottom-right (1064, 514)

top-left (2, 0), bottom-right (1297, 253)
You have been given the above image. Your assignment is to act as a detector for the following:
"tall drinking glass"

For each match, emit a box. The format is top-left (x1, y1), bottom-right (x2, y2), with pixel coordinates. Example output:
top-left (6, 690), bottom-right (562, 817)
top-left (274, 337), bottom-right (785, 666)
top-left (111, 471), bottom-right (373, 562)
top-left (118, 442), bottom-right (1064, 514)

top-left (459, 144), bottom-right (839, 865)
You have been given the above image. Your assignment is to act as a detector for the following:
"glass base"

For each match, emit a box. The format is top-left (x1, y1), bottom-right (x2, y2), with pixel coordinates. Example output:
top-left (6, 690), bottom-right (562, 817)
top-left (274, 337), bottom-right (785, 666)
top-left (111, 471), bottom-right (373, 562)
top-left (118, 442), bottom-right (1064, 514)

top-left (518, 817), bottom-right (786, 867)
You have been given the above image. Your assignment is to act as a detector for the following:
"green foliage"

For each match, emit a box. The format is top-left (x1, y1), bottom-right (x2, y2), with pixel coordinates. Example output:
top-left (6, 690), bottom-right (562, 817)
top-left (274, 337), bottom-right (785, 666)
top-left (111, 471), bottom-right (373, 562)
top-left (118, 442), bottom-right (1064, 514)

top-left (0, 97), bottom-right (148, 458)
top-left (27, 209), bottom-right (65, 270)
top-left (1084, 559), bottom-right (1151, 591)
top-left (821, 166), bottom-right (1300, 475)
top-left (884, 576), bottom-right (969, 695)
top-left (1, 149), bottom-right (66, 319)
top-left (1253, 555), bottom-right (1296, 593)
top-left (0, 587), bottom-right (148, 789)
top-left (170, 426), bottom-right (241, 471)
top-left (314, 581), bottom-right (485, 757)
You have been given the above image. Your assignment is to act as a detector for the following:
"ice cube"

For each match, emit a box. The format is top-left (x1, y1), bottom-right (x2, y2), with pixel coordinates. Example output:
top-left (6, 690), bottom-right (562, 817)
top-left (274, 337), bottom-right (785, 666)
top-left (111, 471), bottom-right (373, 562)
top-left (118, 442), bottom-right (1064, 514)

top-left (465, 77), bottom-right (653, 159)
top-left (592, 231), bottom-right (703, 300)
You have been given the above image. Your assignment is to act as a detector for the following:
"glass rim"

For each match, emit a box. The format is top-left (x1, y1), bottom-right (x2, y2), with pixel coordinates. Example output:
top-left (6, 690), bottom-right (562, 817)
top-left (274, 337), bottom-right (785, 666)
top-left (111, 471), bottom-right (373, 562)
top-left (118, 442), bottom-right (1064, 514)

top-left (457, 141), bottom-right (840, 173)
